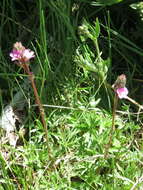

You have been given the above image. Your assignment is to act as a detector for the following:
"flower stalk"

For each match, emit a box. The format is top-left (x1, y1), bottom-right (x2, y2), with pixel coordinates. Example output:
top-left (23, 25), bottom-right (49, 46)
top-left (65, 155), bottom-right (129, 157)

top-left (105, 74), bottom-right (143, 158)
top-left (10, 42), bottom-right (48, 144)
top-left (24, 64), bottom-right (48, 143)
top-left (105, 74), bottom-right (128, 158)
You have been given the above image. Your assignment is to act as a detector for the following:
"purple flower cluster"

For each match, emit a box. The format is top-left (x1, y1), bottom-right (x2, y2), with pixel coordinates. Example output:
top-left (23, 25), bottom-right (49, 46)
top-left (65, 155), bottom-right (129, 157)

top-left (10, 42), bottom-right (35, 63)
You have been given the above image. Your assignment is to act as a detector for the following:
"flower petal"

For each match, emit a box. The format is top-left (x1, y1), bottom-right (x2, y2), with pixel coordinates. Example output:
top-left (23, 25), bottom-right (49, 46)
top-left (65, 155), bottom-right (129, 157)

top-left (116, 87), bottom-right (128, 99)
top-left (10, 42), bottom-right (35, 63)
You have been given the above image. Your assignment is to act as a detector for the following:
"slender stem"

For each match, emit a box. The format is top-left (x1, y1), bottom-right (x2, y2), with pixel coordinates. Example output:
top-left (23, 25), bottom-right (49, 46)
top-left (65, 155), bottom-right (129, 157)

top-left (23, 64), bottom-right (48, 144)
top-left (112, 93), bottom-right (118, 131)
top-left (104, 93), bottom-right (143, 159)
top-left (94, 38), bottom-right (101, 62)
top-left (104, 93), bottom-right (118, 158)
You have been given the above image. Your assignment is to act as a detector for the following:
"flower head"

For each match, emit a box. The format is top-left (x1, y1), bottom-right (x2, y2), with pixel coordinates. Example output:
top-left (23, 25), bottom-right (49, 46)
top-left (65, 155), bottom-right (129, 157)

top-left (112, 74), bottom-right (129, 99)
top-left (112, 74), bottom-right (126, 89)
top-left (116, 87), bottom-right (128, 99)
top-left (10, 42), bottom-right (35, 63)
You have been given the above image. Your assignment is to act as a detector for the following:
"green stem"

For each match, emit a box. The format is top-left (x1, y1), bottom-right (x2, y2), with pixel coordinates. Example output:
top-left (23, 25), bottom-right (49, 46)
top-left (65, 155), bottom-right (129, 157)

top-left (94, 38), bottom-right (101, 63)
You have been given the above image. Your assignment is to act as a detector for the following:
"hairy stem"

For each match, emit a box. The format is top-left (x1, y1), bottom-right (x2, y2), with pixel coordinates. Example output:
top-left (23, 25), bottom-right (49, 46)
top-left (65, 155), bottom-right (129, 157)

top-left (23, 64), bottom-right (49, 144)
top-left (104, 93), bottom-right (118, 158)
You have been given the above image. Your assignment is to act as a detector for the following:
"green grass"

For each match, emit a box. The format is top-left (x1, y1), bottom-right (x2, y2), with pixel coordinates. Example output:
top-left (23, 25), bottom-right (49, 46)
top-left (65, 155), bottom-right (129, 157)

top-left (0, 110), bottom-right (143, 189)
top-left (0, 0), bottom-right (143, 189)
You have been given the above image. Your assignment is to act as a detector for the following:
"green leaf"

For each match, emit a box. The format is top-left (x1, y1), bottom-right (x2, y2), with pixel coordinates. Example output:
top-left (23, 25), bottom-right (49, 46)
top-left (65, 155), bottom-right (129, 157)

top-left (94, 18), bottom-right (100, 39)
top-left (95, 0), bottom-right (124, 6)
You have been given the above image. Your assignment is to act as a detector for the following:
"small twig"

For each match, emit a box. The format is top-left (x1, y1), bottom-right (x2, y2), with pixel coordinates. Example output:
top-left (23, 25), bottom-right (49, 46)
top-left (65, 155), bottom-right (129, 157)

top-left (126, 96), bottom-right (143, 122)
top-left (130, 176), bottom-right (143, 190)
top-left (126, 96), bottom-right (143, 110)
top-left (32, 104), bottom-right (100, 111)
top-left (116, 110), bottom-right (143, 115)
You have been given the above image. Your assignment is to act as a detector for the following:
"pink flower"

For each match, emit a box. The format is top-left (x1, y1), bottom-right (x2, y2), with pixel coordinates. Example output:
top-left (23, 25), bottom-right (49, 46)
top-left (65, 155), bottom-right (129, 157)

top-left (22, 49), bottom-right (35, 62)
top-left (116, 87), bottom-right (128, 99)
top-left (10, 42), bottom-right (35, 63)
top-left (10, 49), bottom-right (22, 61)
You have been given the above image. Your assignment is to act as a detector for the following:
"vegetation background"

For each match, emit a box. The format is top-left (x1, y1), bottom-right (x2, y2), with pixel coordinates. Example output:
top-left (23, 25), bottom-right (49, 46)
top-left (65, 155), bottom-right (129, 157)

top-left (0, 0), bottom-right (143, 189)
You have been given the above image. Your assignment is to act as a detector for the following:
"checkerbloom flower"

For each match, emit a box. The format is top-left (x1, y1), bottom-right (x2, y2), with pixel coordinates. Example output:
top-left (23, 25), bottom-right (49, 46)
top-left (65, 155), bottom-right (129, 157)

top-left (10, 42), bottom-right (35, 63)
top-left (116, 87), bottom-right (128, 99)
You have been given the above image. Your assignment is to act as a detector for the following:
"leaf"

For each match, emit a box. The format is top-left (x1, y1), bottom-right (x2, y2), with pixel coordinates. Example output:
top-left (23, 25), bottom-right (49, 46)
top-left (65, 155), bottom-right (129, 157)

top-left (113, 138), bottom-right (121, 148)
top-left (95, 0), bottom-right (124, 6)
top-left (94, 18), bottom-right (100, 39)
